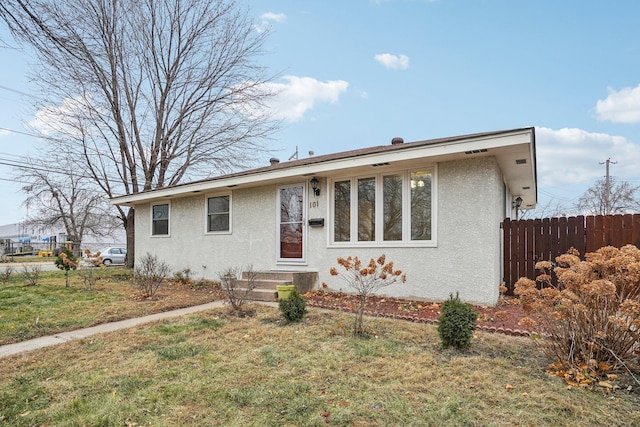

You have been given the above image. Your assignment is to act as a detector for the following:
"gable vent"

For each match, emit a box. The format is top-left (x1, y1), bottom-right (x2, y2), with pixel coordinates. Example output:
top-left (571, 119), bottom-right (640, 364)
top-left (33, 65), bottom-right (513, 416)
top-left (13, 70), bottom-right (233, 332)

top-left (516, 159), bottom-right (527, 164)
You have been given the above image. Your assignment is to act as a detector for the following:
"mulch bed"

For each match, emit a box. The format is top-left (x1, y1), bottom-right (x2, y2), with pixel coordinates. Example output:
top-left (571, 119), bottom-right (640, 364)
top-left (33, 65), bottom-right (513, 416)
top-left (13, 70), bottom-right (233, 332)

top-left (145, 284), bottom-right (536, 337)
top-left (304, 290), bottom-right (536, 337)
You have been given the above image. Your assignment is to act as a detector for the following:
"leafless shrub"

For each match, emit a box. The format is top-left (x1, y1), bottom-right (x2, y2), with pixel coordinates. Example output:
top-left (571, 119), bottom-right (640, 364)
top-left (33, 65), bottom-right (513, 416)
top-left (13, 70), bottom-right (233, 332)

top-left (0, 266), bottom-right (14, 283)
top-left (78, 249), bottom-right (104, 290)
top-left (219, 265), bottom-right (257, 315)
top-left (22, 264), bottom-right (41, 287)
top-left (133, 253), bottom-right (170, 297)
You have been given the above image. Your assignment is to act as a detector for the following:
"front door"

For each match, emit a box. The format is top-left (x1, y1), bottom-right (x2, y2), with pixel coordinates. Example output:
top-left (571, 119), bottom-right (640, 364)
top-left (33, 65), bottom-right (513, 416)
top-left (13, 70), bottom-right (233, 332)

top-left (278, 184), bottom-right (305, 262)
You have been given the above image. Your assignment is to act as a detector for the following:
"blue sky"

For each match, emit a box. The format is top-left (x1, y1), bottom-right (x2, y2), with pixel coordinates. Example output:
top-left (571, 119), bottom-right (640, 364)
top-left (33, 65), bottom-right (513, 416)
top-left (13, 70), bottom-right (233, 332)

top-left (2, 0), bottom-right (640, 225)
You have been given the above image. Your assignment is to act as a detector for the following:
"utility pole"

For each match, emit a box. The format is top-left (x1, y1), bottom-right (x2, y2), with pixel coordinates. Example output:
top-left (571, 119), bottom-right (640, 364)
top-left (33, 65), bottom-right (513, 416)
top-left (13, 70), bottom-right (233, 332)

top-left (599, 158), bottom-right (617, 214)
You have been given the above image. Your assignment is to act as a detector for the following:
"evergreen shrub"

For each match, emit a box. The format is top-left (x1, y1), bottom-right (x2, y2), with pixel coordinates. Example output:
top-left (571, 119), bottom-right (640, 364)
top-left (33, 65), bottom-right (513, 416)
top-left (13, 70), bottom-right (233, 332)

top-left (279, 289), bottom-right (307, 323)
top-left (437, 292), bottom-right (478, 349)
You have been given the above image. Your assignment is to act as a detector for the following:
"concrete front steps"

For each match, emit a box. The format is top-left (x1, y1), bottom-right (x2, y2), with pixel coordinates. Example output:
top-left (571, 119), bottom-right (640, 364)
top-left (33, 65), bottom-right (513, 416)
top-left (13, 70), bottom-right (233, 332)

top-left (234, 271), bottom-right (318, 302)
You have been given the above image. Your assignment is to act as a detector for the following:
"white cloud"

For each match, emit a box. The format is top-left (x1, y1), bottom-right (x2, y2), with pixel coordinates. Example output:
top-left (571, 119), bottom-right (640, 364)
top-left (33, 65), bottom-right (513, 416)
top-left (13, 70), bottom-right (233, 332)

top-left (29, 95), bottom-right (94, 136)
top-left (264, 76), bottom-right (349, 122)
top-left (255, 12), bottom-right (287, 33)
top-left (595, 84), bottom-right (640, 123)
top-left (0, 128), bottom-right (10, 137)
top-left (374, 53), bottom-right (409, 70)
top-left (535, 127), bottom-right (640, 189)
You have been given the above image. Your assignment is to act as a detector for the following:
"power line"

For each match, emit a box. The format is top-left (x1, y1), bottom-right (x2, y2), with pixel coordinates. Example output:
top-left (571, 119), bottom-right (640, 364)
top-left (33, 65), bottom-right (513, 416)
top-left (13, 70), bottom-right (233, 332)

top-left (0, 126), bottom-right (58, 140)
top-left (0, 84), bottom-right (32, 97)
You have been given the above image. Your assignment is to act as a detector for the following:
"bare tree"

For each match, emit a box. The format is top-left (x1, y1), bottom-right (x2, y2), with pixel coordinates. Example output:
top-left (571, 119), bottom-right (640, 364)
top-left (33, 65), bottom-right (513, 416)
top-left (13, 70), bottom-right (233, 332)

top-left (19, 156), bottom-right (119, 256)
top-left (1, 0), bottom-right (278, 266)
top-left (518, 199), bottom-right (570, 220)
top-left (575, 178), bottom-right (640, 215)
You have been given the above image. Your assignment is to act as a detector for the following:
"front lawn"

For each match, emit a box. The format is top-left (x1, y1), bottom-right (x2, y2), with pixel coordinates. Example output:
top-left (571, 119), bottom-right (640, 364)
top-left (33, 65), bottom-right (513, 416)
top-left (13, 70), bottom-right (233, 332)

top-left (0, 267), bottom-right (221, 345)
top-left (1, 305), bottom-right (638, 426)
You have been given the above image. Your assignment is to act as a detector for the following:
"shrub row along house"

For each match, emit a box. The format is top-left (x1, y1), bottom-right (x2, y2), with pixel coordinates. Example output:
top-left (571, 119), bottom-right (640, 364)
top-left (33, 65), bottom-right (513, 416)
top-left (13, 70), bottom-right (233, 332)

top-left (112, 127), bottom-right (537, 305)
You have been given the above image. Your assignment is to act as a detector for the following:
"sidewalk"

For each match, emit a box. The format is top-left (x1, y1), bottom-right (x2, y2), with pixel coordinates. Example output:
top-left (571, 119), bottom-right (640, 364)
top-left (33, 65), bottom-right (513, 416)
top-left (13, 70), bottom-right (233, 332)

top-left (0, 301), bottom-right (277, 359)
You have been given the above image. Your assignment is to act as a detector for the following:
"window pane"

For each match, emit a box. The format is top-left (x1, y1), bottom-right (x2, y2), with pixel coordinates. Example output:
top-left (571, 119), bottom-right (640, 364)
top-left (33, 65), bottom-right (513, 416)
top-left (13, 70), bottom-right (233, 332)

top-left (153, 219), bottom-right (169, 235)
top-left (411, 171), bottom-right (432, 240)
top-left (280, 223), bottom-right (303, 258)
top-left (153, 204), bottom-right (168, 220)
top-left (208, 195), bottom-right (229, 214)
top-left (280, 187), bottom-right (303, 223)
top-left (334, 180), bottom-right (351, 242)
top-left (208, 214), bottom-right (229, 232)
top-left (383, 174), bottom-right (403, 241)
top-left (358, 177), bottom-right (375, 241)
top-left (208, 196), bottom-right (230, 232)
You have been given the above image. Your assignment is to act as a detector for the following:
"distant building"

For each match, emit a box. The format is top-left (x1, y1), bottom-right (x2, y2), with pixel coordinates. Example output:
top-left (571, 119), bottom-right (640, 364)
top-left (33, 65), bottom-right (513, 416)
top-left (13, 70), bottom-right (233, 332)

top-left (0, 222), bottom-right (125, 255)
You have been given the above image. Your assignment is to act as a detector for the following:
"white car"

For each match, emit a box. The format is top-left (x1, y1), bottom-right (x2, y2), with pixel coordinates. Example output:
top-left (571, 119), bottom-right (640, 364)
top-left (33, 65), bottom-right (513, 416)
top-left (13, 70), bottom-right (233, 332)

top-left (87, 247), bottom-right (127, 266)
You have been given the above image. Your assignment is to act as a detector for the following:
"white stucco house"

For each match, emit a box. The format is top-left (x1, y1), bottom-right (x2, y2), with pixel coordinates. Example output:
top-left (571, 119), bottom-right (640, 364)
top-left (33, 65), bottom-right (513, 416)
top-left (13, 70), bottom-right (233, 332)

top-left (111, 127), bottom-right (537, 305)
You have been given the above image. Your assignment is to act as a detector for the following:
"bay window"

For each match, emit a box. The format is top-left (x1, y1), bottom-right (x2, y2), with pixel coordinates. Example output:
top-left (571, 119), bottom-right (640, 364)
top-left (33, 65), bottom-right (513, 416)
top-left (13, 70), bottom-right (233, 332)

top-left (331, 168), bottom-right (435, 246)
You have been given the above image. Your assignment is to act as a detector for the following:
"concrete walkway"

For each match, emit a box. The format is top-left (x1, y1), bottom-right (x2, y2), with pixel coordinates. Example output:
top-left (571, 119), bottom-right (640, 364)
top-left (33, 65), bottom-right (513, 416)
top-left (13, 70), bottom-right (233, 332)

top-left (0, 301), bottom-right (282, 359)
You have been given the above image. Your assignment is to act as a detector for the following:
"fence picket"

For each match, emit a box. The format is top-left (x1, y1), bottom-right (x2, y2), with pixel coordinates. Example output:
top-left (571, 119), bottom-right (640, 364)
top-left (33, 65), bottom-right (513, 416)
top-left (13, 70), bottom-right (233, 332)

top-left (502, 213), bottom-right (640, 294)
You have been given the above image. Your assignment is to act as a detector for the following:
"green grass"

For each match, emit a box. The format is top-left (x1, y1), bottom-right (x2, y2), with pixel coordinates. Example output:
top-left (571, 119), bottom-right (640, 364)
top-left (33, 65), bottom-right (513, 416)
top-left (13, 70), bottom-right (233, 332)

top-left (0, 266), bottom-right (219, 345)
top-left (1, 306), bottom-right (638, 426)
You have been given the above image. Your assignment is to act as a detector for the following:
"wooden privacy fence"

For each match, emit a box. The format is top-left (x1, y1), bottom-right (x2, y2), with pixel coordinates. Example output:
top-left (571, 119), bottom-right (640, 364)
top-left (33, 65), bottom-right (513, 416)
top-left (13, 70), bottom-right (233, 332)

top-left (502, 214), bottom-right (640, 294)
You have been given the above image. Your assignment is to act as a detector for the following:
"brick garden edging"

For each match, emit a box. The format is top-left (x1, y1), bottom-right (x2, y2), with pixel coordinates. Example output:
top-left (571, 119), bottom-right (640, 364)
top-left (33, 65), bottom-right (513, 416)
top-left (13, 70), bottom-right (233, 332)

top-left (306, 301), bottom-right (535, 337)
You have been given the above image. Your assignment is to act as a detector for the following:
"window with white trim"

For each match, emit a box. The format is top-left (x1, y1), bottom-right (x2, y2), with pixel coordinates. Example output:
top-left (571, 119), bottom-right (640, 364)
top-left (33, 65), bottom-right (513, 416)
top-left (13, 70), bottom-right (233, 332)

top-left (207, 194), bottom-right (231, 233)
top-left (331, 168), bottom-right (435, 245)
top-left (152, 203), bottom-right (170, 236)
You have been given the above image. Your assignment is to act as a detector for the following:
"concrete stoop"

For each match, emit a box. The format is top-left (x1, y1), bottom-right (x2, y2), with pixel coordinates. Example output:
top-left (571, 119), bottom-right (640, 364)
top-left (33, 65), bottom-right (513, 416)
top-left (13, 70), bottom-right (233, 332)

top-left (232, 271), bottom-right (318, 302)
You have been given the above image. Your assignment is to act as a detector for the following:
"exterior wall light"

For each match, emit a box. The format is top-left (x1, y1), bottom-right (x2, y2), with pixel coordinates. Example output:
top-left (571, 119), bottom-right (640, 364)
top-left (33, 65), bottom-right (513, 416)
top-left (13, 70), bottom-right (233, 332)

top-left (310, 177), bottom-right (320, 196)
top-left (513, 196), bottom-right (523, 220)
top-left (514, 196), bottom-right (523, 209)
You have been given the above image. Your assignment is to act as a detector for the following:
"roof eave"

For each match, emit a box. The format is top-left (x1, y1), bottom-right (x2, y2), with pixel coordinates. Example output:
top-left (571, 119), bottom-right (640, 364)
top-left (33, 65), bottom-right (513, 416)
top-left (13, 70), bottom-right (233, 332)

top-left (111, 127), bottom-right (536, 207)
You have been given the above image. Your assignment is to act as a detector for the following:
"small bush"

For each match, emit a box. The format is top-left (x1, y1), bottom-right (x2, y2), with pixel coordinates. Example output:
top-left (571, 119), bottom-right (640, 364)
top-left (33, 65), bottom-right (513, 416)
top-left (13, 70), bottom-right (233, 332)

top-left (279, 289), bottom-right (307, 323)
top-left (79, 249), bottom-right (104, 290)
top-left (0, 266), bottom-right (14, 283)
top-left (134, 253), bottom-right (170, 297)
top-left (174, 268), bottom-right (192, 285)
top-left (219, 265), bottom-right (257, 315)
top-left (55, 248), bottom-right (79, 287)
top-left (328, 254), bottom-right (406, 335)
top-left (21, 264), bottom-right (41, 287)
top-left (437, 292), bottom-right (478, 349)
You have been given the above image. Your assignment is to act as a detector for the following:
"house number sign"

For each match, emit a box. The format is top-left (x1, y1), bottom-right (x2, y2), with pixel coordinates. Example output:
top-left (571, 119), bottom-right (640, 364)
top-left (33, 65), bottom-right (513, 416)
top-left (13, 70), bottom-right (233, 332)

top-left (309, 200), bottom-right (319, 209)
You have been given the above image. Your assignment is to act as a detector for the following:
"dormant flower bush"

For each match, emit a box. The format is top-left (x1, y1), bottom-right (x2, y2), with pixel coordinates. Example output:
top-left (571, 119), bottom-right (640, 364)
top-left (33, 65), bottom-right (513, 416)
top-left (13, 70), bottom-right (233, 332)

top-left (79, 249), bottom-right (104, 290)
top-left (515, 245), bottom-right (640, 382)
top-left (54, 248), bottom-right (78, 287)
top-left (328, 255), bottom-right (406, 335)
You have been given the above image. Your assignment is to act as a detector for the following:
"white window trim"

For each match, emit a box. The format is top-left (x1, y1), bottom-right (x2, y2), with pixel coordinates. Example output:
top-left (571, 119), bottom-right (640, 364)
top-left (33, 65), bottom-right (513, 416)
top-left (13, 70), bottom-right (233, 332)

top-left (150, 201), bottom-right (171, 238)
top-left (204, 192), bottom-right (233, 235)
top-left (328, 165), bottom-right (437, 248)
